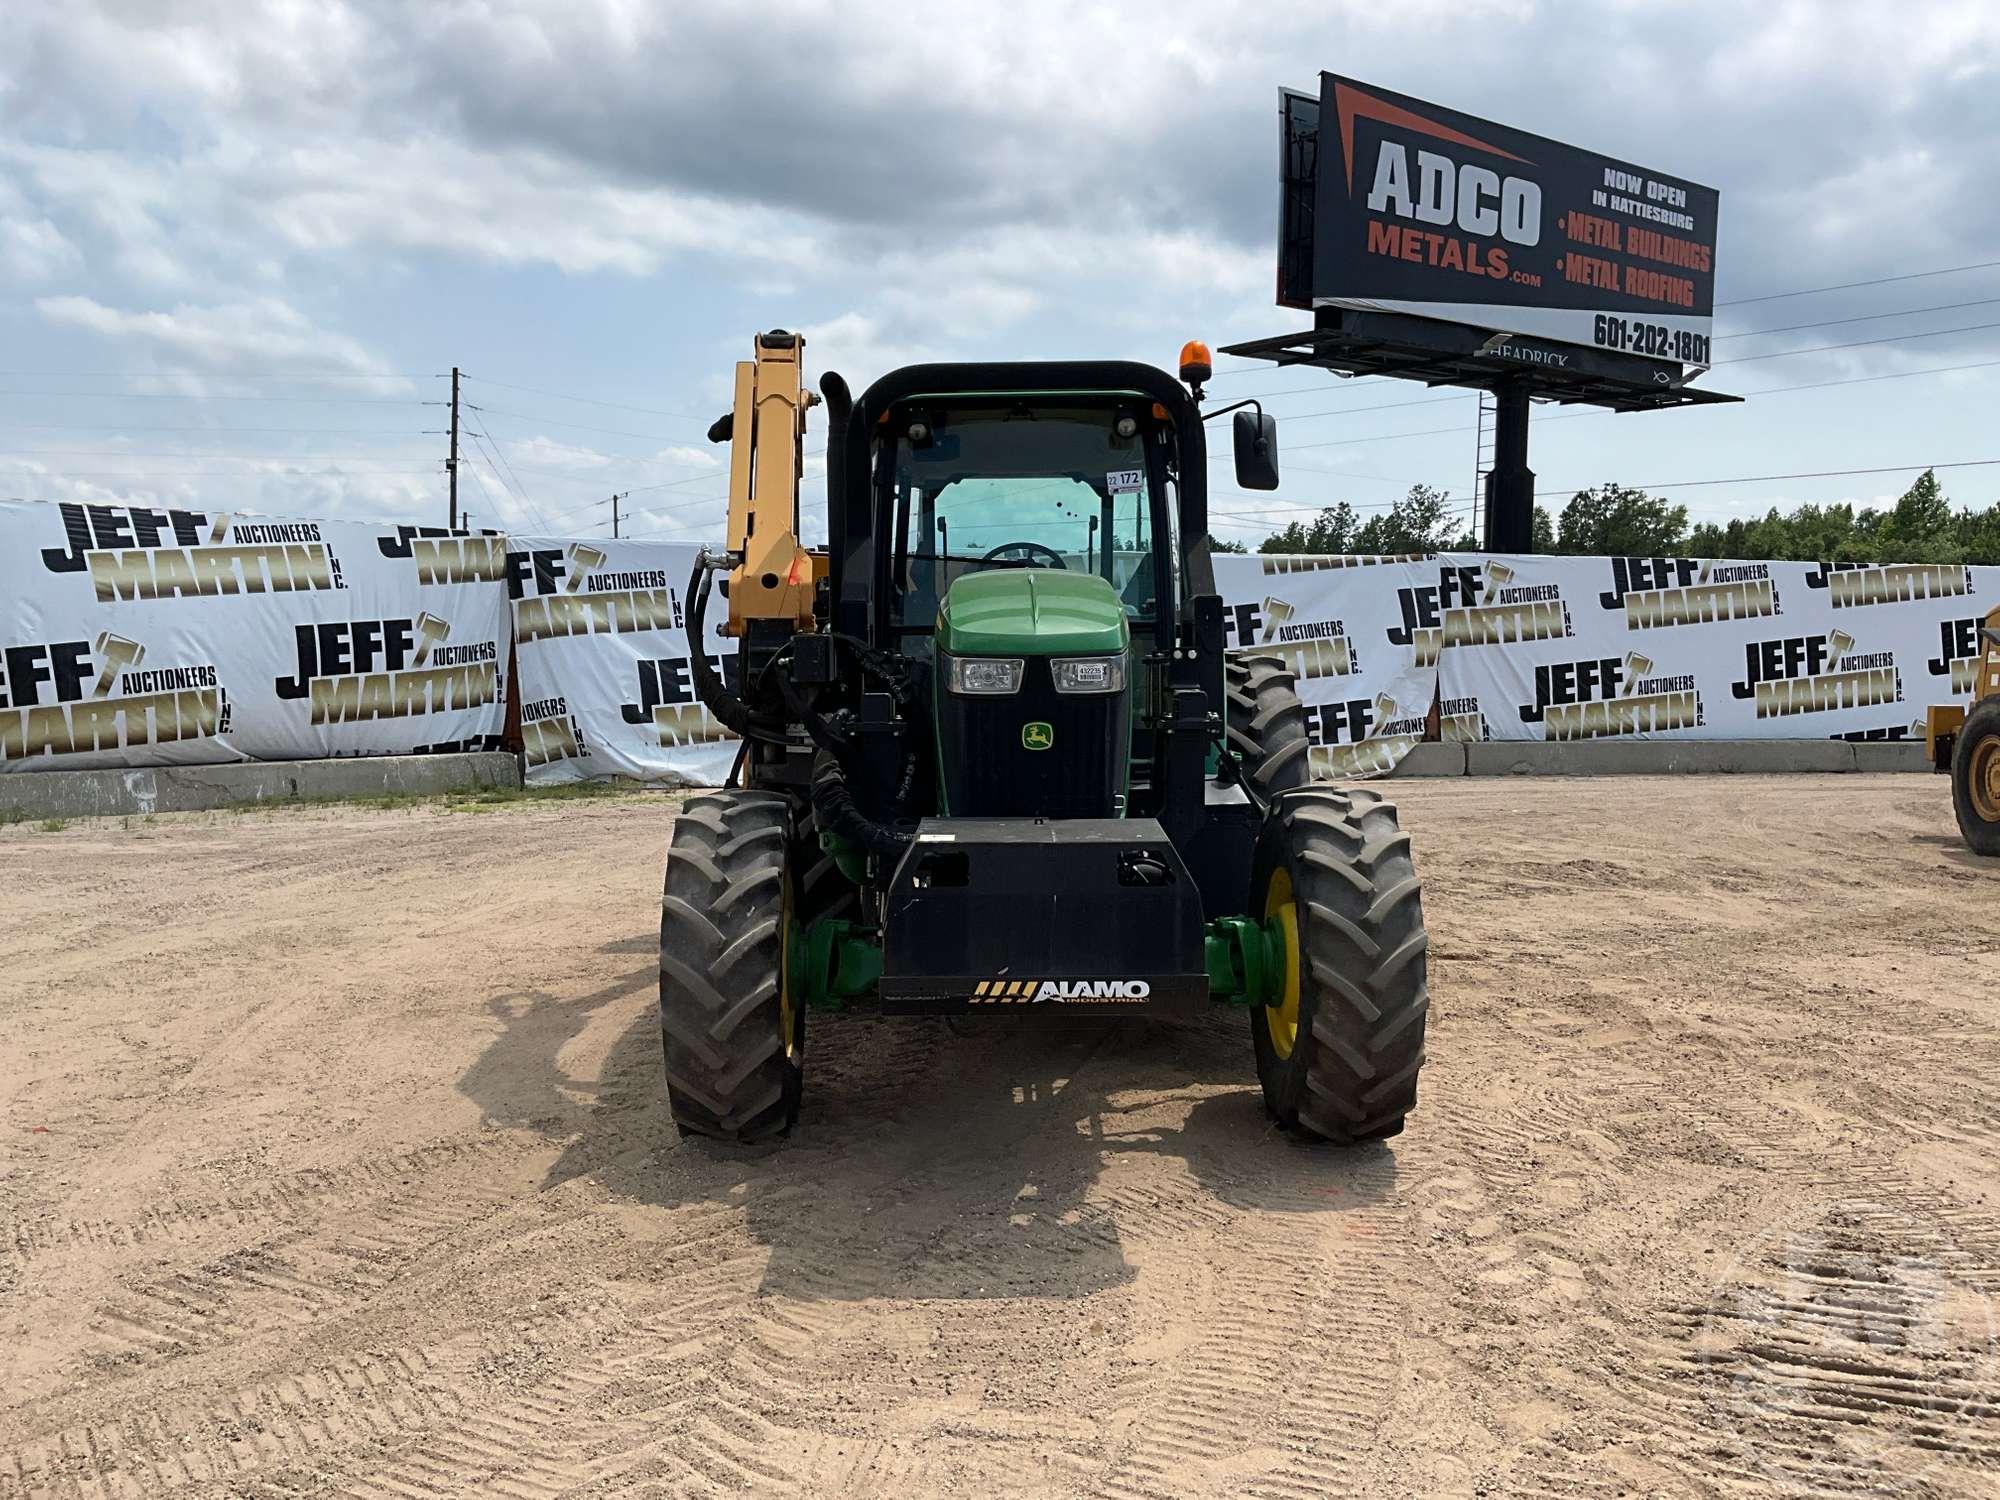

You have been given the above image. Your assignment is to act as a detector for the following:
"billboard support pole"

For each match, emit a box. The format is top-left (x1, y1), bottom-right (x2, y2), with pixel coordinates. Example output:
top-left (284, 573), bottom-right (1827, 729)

top-left (1482, 381), bottom-right (1534, 552)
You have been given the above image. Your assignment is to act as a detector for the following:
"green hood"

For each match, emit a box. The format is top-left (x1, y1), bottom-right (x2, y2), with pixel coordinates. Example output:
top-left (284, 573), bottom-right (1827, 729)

top-left (937, 569), bottom-right (1129, 656)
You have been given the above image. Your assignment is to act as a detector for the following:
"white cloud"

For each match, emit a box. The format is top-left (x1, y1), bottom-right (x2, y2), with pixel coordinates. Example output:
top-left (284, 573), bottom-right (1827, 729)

top-left (34, 294), bottom-right (397, 379)
top-left (656, 445), bottom-right (721, 470)
top-left (0, 216), bottom-right (80, 280)
top-left (0, 452), bottom-right (443, 525)
top-left (4, 0), bottom-right (2000, 527)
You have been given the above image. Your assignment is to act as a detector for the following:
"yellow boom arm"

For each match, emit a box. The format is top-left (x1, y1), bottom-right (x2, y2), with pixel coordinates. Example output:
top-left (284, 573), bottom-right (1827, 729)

top-left (719, 331), bottom-right (819, 637)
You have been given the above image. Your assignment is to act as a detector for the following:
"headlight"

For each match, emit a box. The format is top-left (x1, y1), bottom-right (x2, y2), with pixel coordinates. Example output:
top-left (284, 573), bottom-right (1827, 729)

top-left (1052, 656), bottom-right (1125, 694)
top-left (947, 655), bottom-right (1025, 695)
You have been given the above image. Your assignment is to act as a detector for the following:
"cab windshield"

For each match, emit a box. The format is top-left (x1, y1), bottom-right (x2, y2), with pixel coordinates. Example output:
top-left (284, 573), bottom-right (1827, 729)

top-left (888, 400), bottom-right (1171, 631)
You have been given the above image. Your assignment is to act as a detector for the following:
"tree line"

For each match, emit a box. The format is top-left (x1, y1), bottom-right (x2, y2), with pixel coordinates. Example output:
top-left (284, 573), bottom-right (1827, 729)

top-left (1238, 469), bottom-right (2000, 564)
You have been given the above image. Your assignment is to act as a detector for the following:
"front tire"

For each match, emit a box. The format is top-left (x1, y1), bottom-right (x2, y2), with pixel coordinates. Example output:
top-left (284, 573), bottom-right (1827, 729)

top-left (659, 791), bottom-right (803, 1141)
top-left (1952, 698), bottom-right (2000, 856)
top-left (1249, 786), bottom-right (1429, 1143)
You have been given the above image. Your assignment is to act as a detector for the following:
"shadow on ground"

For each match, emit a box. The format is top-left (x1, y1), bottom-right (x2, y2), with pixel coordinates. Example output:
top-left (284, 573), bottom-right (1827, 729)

top-left (459, 929), bottom-right (1400, 1303)
top-left (1909, 831), bottom-right (1995, 872)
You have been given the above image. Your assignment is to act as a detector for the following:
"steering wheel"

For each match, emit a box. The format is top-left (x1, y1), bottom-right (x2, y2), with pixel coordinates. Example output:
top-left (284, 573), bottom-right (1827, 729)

top-left (976, 541), bottom-right (1069, 570)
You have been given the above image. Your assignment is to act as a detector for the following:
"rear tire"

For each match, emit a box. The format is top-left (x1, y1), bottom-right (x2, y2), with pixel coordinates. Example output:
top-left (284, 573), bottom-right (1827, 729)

top-left (1225, 652), bottom-right (1313, 795)
top-left (1249, 786), bottom-right (1428, 1143)
top-left (1952, 698), bottom-right (2000, 856)
top-left (659, 791), bottom-right (803, 1142)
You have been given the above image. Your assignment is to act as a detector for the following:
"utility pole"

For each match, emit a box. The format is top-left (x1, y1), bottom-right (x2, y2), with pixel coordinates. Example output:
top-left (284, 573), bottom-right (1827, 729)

top-left (612, 491), bottom-right (621, 539)
top-left (447, 366), bottom-right (461, 530)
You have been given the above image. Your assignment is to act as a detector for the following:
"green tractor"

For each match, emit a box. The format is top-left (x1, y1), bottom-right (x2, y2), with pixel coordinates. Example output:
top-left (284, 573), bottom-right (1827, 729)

top-left (661, 332), bottom-right (1429, 1144)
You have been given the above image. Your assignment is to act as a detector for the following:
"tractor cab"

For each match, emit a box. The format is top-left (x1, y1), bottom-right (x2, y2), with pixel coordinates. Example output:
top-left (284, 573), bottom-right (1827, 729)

top-left (873, 391), bottom-right (1177, 823)
top-left (883, 397), bottom-right (1170, 636)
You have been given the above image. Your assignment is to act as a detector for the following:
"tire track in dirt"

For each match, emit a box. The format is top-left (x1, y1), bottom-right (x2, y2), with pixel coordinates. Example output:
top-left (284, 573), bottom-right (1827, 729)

top-left (324, 1022), bottom-right (1115, 1497)
top-left (0, 1248), bottom-right (774, 1500)
top-left (1586, 1092), bottom-right (2000, 1497)
top-left (5, 1339), bottom-right (478, 1498)
top-left (1086, 1128), bottom-right (1408, 1500)
top-left (4, 1136), bottom-right (525, 1268)
top-left (23, 1143), bottom-right (550, 1390)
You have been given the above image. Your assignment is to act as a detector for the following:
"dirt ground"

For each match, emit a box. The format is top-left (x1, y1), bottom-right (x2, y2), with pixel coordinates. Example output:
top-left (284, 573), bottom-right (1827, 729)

top-left (3, 775), bottom-right (1998, 1499)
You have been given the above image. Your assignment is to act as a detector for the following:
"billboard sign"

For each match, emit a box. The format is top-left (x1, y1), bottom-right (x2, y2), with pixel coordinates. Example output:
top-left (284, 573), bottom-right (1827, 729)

top-left (1282, 74), bottom-right (1720, 365)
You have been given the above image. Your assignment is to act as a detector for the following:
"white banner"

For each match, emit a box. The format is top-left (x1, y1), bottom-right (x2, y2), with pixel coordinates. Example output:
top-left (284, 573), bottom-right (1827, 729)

top-left (16, 498), bottom-right (1983, 783)
top-left (507, 544), bottom-right (1445, 787)
top-left (1436, 552), bottom-right (2000, 744)
top-left (505, 535), bottom-right (739, 786)
top-left (1215, 551), bottom-right (1442, 778)
top-left (1, 499), bottom-right (509, 772)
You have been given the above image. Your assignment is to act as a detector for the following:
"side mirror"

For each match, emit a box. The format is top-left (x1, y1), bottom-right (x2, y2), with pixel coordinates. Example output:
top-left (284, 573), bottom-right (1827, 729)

top-left (1232, 410), bottom-right (1280, 491)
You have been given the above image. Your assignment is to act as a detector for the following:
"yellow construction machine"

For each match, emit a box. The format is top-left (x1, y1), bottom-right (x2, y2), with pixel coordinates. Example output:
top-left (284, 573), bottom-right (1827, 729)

top-left (1926, 603), bottom-right (2000, 855)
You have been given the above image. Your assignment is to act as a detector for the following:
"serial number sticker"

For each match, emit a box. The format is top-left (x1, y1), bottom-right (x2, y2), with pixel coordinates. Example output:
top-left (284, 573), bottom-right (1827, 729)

top-left (917, 833), bottom-right (957, 842)
top-left (1105, 468), bottom-right (1144, 495)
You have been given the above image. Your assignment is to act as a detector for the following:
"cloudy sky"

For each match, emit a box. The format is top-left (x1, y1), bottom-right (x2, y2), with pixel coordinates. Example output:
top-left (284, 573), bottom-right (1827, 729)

top-left (3, 0), bottom-right (1998, 545)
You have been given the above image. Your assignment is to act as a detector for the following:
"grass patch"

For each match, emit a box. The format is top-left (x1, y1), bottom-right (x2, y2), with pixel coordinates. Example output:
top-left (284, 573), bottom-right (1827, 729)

top-left (8, 778), bottom-right (667, 831)
top-left (237, 779), bottom-right (657, 817)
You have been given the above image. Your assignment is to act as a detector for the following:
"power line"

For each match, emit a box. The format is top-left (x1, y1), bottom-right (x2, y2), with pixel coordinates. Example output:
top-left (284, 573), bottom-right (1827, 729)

top-left (1735, 355), bottom-right (2000, 398)
top-left (475, 433), bottom-right (717, 473)
top-left (461, 440), bottom-right (531, 525)
top-left (1269, 390), bottom-right (1469, 424)
top-left (1717, 257), bottom-right (2000, 307)
top-left (463, 414), bottom-right (549, 532)
top-left (0, 390), bottom-right (428, 405)
top-left (461, 375), bottom-right (711, 424)
top-left (0, 370), bottom-right (439, 381)
top-left (0, 422), bottom-right (430, 435)
top-left (1204, 254), bottom-right (2000, 400)
top-left (1533, 458), bottom-right (2000, 497)
top-left (1282, 352), bottom-right (2000, 452)
top-left (1224, 310), bottom-right (2000, 408)
top-left (1714, 295), bottom-right (2000, 341)
top-left (620, 471), bottom-right (737, 497)
top-left (0, 448), bottom-right (439, 460)
top-left (465, 402), bottom-right (696, 444)
top-left (1715, 317), bottom-right (2000, 366)
top-left (539, 496), bottom-right (619, 526)
top-left (1291, 421), bottom-right (1472, 452)
top-left (0, 465), bottom-right (440, 478)
top-left (460, 452), bottom-right (499, 520)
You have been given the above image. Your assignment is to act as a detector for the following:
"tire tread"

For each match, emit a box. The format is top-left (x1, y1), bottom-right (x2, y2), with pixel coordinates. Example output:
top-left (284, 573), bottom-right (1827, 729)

top-left (659, 791), bottom-right (800, 1142)
top-left (1255, 786), bottom-right (1428, 1144)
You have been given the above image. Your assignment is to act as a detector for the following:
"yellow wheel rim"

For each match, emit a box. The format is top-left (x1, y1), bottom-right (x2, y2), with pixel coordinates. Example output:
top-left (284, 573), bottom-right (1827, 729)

top-left (1973, 737), bottom-right (2000, 823)
top-left (1263, 865), bottom-right (1302, 1061)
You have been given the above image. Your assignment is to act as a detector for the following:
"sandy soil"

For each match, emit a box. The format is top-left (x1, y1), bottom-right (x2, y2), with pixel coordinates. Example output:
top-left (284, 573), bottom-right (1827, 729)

top-left (3, 775), bottom-right (1998, 1499)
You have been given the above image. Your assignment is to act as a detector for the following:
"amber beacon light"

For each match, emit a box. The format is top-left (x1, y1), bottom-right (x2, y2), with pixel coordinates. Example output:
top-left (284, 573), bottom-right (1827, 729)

top-left (1177, 340), bottom-right (1213, 398)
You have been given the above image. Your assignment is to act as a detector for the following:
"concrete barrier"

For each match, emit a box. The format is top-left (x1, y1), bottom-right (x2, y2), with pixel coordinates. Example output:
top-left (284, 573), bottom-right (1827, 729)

top-left (1, 739), bottom-right (1932, 815)
top-left (1390, 743), bottom-right (1468, 777)
top-left (0, 753), bottom-right (521, 820)
top-left (1851, 741), bottom-right (1934, 774)
top-left (1446, 739), bottom-right (1930, 778)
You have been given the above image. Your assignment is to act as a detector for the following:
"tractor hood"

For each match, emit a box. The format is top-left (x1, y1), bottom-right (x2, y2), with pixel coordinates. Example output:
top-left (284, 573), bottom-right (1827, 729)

top-left (936, 569), bottom-right (1129, 656)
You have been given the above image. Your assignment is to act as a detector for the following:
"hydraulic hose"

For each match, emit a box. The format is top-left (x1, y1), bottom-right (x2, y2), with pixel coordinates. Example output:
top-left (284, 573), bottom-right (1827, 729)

top-left (811, 749), bottom-right (911, 858)
top-left (683, 553), bottom-right (788, 744)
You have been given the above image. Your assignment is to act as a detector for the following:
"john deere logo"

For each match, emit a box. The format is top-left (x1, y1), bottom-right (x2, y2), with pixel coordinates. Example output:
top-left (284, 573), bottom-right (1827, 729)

top-left (1021, 721), bottom-right (1054, 751)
